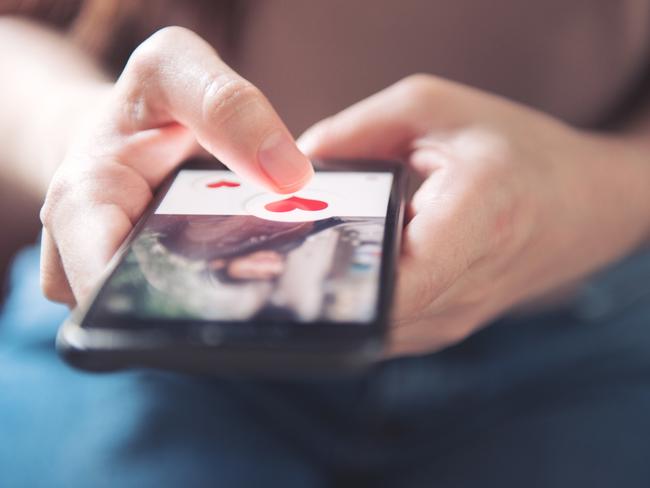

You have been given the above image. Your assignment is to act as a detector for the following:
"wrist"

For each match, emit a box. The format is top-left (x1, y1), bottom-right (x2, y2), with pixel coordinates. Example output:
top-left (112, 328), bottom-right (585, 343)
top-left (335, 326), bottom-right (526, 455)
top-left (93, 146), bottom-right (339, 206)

top-left (582, 131), bottom-right (650, 250)
top-left (496, 128), bottom-right (650, 315)
top-left (610, 134), bottom-right (650, 248)
top-left (622, 134), bottom-right (650, 248)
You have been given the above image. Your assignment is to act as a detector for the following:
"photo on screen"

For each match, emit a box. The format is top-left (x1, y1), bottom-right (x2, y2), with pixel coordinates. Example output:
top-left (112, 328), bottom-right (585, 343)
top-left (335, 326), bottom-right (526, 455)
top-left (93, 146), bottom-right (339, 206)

top-left (92, 170), bottom-right (394, 324)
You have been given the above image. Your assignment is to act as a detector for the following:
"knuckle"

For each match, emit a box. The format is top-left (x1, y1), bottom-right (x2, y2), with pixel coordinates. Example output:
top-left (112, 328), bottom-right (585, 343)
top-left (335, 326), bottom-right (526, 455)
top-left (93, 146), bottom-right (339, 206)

top-left (122, 26), bottom-right (195, 88)
top-left (401, 73), bottom-right (434, 88)
top-left (455, 129), bottom-right (516, 186)
top-left (124, 42), bottom-right (161, 83)
top-left (130, 26), bottom-right (190, 68)
top-left (201, 75), bottom-right (262, 126)
top-left (40, 176), bottom-right (69, 228)
top-left (124, 26), bottom-right (211, 83)
top-left (147, 25), bottom-right (194, 45)
top-left (390, 74), bottom-right (454, 119)
top-left (394, 73), bottom-right (438, 100)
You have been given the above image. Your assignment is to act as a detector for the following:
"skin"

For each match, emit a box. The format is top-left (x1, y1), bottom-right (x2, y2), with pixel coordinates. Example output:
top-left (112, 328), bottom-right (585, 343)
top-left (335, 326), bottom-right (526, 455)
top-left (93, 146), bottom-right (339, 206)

top-left (2, 19), bottom-right (650, 356)
top-left (298, 77), bottom-right (650, 354)
top-left (227, 250), bottom-right (285, 280)
top-left (25, 24), bottom-right (312, 304)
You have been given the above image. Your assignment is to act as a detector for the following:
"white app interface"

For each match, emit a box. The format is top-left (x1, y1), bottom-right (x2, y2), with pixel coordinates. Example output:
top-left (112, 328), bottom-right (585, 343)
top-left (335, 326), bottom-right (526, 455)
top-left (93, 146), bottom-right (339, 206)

top-left (156, 170), bottom-right (393, 222)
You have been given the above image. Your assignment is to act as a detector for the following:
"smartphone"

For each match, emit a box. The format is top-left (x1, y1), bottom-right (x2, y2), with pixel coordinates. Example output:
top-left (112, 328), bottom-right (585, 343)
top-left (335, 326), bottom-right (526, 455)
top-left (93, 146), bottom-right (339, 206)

top-left (57, 157), bottom-right (406, 376)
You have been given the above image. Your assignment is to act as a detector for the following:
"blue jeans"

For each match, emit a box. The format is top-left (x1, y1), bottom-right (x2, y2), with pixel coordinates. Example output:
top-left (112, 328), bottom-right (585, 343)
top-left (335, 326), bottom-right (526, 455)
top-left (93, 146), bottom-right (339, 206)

top-left (2, 245), bottom-right (650, 488)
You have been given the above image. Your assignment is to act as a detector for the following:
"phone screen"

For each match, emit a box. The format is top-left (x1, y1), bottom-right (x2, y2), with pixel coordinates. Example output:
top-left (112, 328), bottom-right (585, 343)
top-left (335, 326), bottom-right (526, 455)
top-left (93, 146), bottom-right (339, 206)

top-left (87, 168), bottom-right (395, 327)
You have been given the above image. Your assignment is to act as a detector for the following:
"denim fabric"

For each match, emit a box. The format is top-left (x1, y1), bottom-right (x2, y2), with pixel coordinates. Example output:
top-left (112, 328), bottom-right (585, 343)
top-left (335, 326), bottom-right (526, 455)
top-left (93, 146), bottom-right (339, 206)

top-left (1, 245), bottom-right (650, 488)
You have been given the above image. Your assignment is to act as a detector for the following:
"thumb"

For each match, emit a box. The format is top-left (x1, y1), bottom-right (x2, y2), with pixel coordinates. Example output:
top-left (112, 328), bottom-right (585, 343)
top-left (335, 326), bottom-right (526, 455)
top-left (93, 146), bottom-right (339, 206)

top-left (297, 75), bottom-right (461, 160)
top-left (115, 26), bottom-right (313, 193)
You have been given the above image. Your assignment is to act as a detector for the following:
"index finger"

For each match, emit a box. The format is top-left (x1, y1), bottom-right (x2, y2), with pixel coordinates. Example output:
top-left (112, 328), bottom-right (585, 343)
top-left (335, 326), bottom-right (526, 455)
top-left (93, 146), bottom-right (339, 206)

top-left (113, 26), bottom-right (313, 193)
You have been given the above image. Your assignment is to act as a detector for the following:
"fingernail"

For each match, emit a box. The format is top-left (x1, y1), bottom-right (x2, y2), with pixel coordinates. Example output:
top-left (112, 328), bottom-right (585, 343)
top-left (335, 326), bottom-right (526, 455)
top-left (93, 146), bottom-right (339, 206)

top-left (258, 130), bottom-right (313, 192)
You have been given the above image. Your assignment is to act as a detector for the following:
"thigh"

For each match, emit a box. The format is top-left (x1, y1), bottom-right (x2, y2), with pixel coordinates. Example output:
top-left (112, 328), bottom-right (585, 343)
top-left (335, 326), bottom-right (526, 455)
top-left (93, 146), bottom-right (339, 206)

top-left (366, 251), bottom-right (650, 487)
top-left (0, 247), bottom-right (329, 488)
top-left (387, 384), bottom-right (650, 488)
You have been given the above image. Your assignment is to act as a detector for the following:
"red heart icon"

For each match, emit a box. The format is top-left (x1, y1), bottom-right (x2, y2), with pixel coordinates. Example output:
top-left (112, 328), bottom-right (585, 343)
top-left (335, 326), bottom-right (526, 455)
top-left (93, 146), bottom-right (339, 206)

top-left (206, 180), bottom-right (240, 189)
top-left (264, 196), bottom-right (328, 213)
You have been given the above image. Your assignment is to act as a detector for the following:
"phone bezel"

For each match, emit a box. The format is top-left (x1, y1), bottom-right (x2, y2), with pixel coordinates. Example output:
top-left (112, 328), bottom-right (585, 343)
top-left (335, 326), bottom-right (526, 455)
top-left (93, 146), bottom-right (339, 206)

top-left (62, 157), bottom-right (406, 359)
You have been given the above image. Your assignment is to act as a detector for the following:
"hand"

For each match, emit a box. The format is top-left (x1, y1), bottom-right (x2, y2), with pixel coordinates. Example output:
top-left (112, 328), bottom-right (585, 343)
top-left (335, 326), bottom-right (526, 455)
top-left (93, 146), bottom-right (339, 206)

top-left (40, 27), bottom-right (313, 306)
top-left (298, 75), bottom-right (650, 356)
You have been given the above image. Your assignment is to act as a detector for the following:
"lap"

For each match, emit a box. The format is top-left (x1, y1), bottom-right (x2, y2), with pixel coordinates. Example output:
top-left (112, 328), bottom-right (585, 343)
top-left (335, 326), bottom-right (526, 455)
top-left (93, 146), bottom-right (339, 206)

top-left (384, 384), bottom-right (650, 488)
top-left (2, 245), bottom-right (650, 487)
top-left (0, 247), bottom-right (329, 487)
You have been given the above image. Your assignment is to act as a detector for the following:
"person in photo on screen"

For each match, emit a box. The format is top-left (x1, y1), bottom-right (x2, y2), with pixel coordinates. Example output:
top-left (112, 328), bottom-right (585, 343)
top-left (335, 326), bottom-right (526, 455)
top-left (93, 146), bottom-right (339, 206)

top-left (117, 214), bottom-right (384, 322)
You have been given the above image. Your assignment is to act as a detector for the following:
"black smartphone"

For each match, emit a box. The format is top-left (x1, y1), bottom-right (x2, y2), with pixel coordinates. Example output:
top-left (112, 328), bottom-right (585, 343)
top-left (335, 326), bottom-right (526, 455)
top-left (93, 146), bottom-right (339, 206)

top-left (57, 157), bottom-right (406, 376)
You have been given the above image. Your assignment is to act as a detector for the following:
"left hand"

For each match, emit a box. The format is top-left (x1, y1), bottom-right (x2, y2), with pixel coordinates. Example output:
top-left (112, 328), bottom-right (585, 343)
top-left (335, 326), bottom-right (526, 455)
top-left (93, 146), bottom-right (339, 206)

top-left (298, 75), bottom-right (650, 356)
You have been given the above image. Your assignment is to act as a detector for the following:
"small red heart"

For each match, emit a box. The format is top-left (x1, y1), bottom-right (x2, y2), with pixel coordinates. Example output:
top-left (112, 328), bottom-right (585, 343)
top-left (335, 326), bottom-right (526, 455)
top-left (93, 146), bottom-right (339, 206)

top-left (264, 196), bottom-right (328, 213)
top-left (206, 180), bottom-right (240, 189)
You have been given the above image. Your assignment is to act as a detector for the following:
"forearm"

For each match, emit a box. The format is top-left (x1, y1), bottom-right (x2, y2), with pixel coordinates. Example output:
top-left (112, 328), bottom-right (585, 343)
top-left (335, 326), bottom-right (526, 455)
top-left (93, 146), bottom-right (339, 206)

top-left (617, 85), bottom-right (650, 246)
top-left (0, 16), bottom-right (111, 198)
top-left (558, 127), bottom-right (650, 272)
top-left (600, 106), bottom-right (650, 248)
top-left (625, 146), bottom-right (650, 248)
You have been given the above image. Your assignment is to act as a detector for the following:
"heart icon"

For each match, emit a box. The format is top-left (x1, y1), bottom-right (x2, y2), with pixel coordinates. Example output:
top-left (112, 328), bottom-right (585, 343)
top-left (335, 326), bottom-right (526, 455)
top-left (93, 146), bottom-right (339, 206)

top-left (206, 179), bottom-right (240, 189)
top-left (264, 196), bottom-right (328, 213)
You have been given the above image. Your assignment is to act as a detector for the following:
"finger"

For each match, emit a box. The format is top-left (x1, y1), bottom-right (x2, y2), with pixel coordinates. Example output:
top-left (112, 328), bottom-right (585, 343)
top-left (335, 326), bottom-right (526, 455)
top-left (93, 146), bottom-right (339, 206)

top-left (114, 26), bottom-right (313, 193)
top-left (390, 172), bottom-right (491, 335)
top-left (297, 74), bottom-right (465, 161)
top-left (392, 213), bottom-right (467, 326)
top-left (47, 201), bottom-right (134, 302)
top-left (39, 228), bottom-right (75, 306)
top-left (41, 159), bottom-right (154, 302)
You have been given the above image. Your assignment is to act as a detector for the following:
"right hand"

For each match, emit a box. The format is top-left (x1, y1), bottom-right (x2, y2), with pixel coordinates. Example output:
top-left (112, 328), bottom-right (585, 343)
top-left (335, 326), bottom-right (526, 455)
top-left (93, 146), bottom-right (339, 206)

top-left (40, 26), bottom-right (313, 306)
